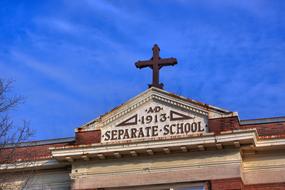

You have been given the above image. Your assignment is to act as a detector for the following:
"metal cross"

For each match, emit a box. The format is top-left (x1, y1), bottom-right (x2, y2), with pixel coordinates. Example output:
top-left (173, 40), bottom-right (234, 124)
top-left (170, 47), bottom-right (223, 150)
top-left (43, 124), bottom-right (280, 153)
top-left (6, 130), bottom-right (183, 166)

top-left (135, 44), bottom-right (178, 89)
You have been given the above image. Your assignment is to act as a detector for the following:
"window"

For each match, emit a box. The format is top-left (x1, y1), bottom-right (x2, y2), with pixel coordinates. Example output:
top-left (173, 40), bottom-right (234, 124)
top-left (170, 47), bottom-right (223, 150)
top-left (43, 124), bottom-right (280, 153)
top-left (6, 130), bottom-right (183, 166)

top-left (106, 182), bottom-right (206, 190)
top-left (172, 184), bottom-right (205, 190)
top-left (175, 187), bottom-right (204, 190)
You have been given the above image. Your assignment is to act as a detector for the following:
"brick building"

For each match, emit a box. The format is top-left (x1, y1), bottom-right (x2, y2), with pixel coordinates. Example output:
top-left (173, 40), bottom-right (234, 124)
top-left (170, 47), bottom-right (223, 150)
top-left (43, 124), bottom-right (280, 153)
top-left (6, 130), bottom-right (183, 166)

top-left (1, 87), bottom-right (285, 190)
top-left (1, 46), bottom-right (285, 189)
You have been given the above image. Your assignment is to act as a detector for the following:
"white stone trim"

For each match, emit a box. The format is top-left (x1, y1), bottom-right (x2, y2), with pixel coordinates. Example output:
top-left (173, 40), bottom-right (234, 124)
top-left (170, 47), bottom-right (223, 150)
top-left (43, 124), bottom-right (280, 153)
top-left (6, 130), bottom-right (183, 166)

top-left (51, 130), bottom-right (257, 160)
top-left (217, 129), bottom-right (258, 144)
top-left (256, 138), bottom-right (285, 147)
top-left (78, 87), bottom-right (234, 131)
top-left (0, 159), bottom-right (67, 171)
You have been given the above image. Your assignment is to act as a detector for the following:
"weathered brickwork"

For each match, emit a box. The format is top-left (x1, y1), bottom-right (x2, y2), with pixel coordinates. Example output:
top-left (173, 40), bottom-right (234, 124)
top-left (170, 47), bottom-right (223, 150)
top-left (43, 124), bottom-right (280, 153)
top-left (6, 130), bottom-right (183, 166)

top-left (244, 183), bottom-right (285, 190)
top-left (208, 116), bottom-right (240, 134)
top-left (211, 178), bottom-right (243, 190)
top-left (0, 142), bottom-right (72, 163)
top-left (75, 130), bottom-right (101, 144)
top-left (211, 178), bottom-right (285, 190)
top-left (241, 122), bottom-right (285, 137)
top-left (208, 116), bottom-right (285, 139)
top-left (6, 116), bottom-right (281, 164)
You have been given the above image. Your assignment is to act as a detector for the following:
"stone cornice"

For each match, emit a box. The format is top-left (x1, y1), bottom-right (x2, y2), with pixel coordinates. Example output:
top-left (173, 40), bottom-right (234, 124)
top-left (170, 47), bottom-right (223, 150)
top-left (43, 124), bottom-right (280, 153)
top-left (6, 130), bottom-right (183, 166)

top-left (0, 159), bottom-right (68, 172)
top-left (51, 129), bottom-right (257, 161)
top-left (256, 138), bottom-right (285, 147)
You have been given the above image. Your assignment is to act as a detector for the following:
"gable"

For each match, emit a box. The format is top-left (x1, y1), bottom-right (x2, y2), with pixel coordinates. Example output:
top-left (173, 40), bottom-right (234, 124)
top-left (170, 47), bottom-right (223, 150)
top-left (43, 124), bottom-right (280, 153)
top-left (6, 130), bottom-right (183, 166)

top-left (78, 87), bottom-right (234, 144)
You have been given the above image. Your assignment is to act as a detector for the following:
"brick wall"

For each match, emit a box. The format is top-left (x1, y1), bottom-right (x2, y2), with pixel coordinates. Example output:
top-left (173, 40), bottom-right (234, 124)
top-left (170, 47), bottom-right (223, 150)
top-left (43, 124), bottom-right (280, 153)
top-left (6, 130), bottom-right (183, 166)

top-left (208, 116), bottom-right (285, 139)
top-left (241, 122), bottom-right (285, 137)
top-left (211, 178), bottom-right (243, 190)
top-left (0, 142), bottom-right (72, 163)
top-left (211, 178), bottom-right (285, 190)
top-left (75, 130), bottom-right (101, 144)
top-left (244, 183), bottom-right (285, 190)
top-left (208, 116), bottom-right (240, 134)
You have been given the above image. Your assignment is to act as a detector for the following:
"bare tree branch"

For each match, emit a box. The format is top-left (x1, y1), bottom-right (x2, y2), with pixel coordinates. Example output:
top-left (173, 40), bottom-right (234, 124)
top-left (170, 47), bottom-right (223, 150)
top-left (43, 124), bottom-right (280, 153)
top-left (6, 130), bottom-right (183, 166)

top-left (0, 79), bottom-right (34, 189)
top-left (0, 79), bottom-right (23, 113)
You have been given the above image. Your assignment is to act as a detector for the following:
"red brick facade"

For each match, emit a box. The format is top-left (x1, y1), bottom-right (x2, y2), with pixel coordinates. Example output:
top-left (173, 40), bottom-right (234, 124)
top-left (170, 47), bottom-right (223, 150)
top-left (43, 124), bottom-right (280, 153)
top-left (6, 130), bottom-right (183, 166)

top-left (211, 178), bottom-right (285, 190)
top-left (6, 116), bottom-right (283, 163)
top-left (75, 130), bottom-right (101, 144)
top-left (211, 178), bottom-right (243, 190)
top-left (2, 116), bottom-right (285, 189)
top-left (0, 141), bottom-right (73, 163)
top-left (241, 122), bottom-right (285, 137)
top-left (208, 116), bottom-right (285, 139)
top-left (208, 116), bottom-right (240, 134)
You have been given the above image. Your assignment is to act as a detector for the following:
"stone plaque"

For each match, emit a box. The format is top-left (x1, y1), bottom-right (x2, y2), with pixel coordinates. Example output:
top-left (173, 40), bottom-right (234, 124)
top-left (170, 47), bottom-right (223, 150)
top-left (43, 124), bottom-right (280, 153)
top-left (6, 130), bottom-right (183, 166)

top-left (101, 102), bottom-right (208, 143)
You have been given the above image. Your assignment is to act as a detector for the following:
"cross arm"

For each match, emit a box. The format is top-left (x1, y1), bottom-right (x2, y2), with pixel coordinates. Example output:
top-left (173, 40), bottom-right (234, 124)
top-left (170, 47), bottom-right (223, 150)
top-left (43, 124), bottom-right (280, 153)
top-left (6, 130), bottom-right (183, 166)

top-left (135, 60), bottom-right (153, 69)
top-left (158, 58), bottom-right (177, 67)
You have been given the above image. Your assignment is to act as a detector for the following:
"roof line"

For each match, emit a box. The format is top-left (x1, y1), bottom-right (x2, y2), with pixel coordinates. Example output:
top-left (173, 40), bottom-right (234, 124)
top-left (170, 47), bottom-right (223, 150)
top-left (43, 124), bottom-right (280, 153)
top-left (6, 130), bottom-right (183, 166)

top-left (240, 116), bottom-right (285, 125)
top-left (3, 137), bottom-right (75, 148)
top-left (80, 87), bottom-right (232, 129)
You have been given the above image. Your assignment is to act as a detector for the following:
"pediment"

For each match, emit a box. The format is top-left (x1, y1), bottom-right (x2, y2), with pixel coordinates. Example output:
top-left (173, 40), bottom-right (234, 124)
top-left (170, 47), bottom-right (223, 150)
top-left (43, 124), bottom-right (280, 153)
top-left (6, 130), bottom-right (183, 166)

top-left (79, 88), bottom-right (234, 143)
top-left (101, 100), bottom-right (209, 143)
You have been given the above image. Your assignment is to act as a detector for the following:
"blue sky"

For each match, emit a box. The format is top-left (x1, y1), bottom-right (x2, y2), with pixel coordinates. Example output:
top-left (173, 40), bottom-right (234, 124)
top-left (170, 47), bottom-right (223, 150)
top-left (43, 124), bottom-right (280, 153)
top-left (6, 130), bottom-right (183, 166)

top-left (0, 0), bottom-right (284, 140)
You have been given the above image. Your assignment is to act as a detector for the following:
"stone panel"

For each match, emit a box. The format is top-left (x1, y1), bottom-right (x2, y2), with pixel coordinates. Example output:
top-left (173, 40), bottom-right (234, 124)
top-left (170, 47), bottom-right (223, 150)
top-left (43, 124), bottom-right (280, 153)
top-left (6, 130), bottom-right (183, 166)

top-left (242, 151), bottom-right (285, 185)
top-left (0, 168), bottom-right (71, 190)
top-left (71, 149), bottom-right (241, 189)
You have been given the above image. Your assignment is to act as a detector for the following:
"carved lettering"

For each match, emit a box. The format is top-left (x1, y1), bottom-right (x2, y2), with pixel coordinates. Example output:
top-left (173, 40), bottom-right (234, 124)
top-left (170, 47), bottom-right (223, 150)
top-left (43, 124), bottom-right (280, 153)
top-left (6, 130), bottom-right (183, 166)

top-left (102, 106), bottom-right (207, 142)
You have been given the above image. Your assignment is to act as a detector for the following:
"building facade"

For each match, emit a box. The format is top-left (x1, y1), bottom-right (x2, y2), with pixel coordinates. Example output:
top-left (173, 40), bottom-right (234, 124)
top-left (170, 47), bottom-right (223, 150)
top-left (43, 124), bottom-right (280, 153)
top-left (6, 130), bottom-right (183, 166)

top-left (0, 87), bottom-right (285, 190)
top-left (1, 45), bottom-right (285, 190)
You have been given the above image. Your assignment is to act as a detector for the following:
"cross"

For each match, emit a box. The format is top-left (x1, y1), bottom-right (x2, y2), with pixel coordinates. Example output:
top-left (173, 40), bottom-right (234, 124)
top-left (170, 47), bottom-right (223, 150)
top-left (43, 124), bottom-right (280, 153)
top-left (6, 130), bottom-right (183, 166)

top-left (135, 44), bottom-right (178, 89)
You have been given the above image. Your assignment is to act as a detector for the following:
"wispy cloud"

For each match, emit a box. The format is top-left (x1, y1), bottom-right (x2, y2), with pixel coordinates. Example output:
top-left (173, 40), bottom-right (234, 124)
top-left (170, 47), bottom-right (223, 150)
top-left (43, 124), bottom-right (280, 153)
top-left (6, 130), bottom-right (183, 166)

top-left (34, 17), bottom-right (79, 34)
top-left (0, 0), bottom-right (284, 139)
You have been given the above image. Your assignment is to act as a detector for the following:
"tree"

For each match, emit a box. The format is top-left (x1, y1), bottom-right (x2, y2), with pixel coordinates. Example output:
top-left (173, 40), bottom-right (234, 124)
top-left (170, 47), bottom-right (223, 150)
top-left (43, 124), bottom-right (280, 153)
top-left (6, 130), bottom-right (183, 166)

top-left (0, 79), bottom-right (33, 189)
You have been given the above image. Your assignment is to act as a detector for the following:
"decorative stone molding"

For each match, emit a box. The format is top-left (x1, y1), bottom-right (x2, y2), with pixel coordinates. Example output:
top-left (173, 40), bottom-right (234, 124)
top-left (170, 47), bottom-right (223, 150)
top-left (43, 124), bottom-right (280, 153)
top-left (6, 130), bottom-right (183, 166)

top-left (78, 87), bottom-right (234, 132)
